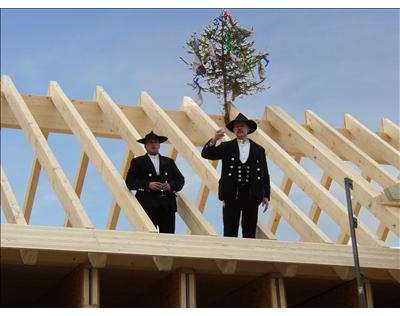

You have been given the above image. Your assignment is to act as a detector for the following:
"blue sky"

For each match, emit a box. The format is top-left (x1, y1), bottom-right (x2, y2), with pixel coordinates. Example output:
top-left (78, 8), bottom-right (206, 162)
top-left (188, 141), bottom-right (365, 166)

top-left (1, 8), bottom-right (399, 246)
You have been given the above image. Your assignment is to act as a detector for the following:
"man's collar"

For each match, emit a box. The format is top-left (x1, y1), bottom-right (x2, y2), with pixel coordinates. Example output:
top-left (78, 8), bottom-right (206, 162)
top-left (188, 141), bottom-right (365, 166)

top-left (237, 138), bottom-right (249, 145)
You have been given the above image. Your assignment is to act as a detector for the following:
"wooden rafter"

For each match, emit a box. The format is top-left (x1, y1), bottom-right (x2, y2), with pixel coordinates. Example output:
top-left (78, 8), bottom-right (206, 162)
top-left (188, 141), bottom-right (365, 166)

top-left (1, 76), bottom-right (93, 228)
top-left (341, 114), bottom-right (400, 169)
top-left (266, 106), bottom-right (400, 238)
top-left (1, 166), bottom-right (27, 225)
top-left (48, 82), bottom-right (156, 232)
top-left (182, 97), bottom-right (329, 243)
top-left (95, 86), bottom-right (215, 238)
top-left (304, 110), bottom-right (397, 189)
top-left (228, 103), bottom-right (383, 247)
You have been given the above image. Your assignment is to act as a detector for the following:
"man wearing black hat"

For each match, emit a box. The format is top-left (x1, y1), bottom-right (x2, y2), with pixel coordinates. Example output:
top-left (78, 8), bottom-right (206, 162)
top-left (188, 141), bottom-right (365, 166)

top-left (201, 113), bottom-right (270, 238)
top-left (125, 131), bottom-right (185, 233)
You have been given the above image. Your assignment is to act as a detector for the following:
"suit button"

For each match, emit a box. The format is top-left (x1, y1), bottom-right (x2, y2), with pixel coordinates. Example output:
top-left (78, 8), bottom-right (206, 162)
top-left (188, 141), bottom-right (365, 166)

top-left (228, 173), bottom-right (232, 176)
top-left (165, 172), bottom-right (168, 175)
top-left (246, 179), bottom-right (249, 182)
top-left (231, 157), bottom-right (235, 161)
top-left (257, 168), bottom-right (260, 171)
top-left (257, 177), bottom-right (261, 180)
top-left (238, 170), bottom-right (241, 173)
top-left (230, 165), bottom-right (233, 169)
top-left (238, 166), bottom-right (241, 169)
top-left (149, 173), bottom-right (152, 177)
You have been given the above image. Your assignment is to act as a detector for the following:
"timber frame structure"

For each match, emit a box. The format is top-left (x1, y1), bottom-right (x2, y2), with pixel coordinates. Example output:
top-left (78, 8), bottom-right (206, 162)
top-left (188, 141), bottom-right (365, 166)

top-left (1, 75), bottom-right (399, 307)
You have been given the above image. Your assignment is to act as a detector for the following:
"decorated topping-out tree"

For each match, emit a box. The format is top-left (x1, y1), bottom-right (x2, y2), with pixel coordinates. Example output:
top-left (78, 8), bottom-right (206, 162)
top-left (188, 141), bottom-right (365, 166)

top-left (181, 9), bottom-right (270, 124)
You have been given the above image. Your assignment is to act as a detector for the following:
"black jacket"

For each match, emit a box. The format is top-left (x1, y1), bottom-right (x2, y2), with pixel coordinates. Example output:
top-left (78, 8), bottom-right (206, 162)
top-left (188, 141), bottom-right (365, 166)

top-left (201, 139), bottom-right (270, 204)
top-left (125, 154), bottom-right (185, 212)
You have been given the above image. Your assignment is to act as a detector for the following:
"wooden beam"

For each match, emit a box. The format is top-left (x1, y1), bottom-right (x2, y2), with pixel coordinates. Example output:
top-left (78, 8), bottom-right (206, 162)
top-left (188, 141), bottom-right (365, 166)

top-left (2, 224), bottom-right (400, 272)
top-left (228, 103), bottom-right (382, 247)
top-left (22, 131), bottom-right (49, 223)
top-left (1, 76), bottom-right (92, 228)
top-left (152, 256), bottom-right (174, 271)
top-left (195, 160), bottom-right (218, 213)
top-left (308, 172), bottom-right (333, 223)
top-left (65, 151), bottom-right (89, 227)
top-left (1, 166), bottom-right (28, 225)
top-left (266, 106), bottom-right (399, 237)
top-left (215, 260), bottom-right (238, 274)
top-left (176, 193), bottom-right (217, 236)
top-left (304, 110), bottom-right (397, 189)
top-left (341, 114), bottom-right (400, 169)
top-left (88, 253), bottom-right (107, 268)
top-left (48, 81), bottom-right (156, 232)
top-left (182, 97), bottom-right (330, 243)
top-left (106, 148), bottom-right (134, 230)
top-left (1, 93), bottom-right (209, 147)
top-left (377, 118), bottom-right (400, 150)
top-left (274, 263), bottom-right (298, 278)
top-left (95, 86), bottom-right (215, 239)
top-left (267, 155), bottom-right (301, 234)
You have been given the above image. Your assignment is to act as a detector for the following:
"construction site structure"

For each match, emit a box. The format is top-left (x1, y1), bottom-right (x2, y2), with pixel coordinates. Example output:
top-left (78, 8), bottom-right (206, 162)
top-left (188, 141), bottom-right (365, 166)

top-left (1, 75), bottom-right (399, 307)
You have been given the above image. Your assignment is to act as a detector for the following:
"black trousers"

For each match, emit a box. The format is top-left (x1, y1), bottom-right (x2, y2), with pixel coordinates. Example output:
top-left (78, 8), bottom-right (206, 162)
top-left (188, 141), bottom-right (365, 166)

top-left (146, 200), bottom-right (175, 234)
top-left (223, 185), bottom-right (259, 238)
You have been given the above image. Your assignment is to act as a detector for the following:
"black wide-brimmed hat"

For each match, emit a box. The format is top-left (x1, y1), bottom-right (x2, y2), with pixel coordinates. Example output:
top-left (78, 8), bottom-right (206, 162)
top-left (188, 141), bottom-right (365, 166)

top-left (137, 131), bottom-right (168, 144)
top-left (226, 113), bottom-right (257, 134)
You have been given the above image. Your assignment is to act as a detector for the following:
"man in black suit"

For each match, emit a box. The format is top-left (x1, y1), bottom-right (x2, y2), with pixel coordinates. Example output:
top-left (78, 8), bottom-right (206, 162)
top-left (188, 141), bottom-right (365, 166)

top-left (125, 131), bottom-right (185, 233)
top-left (201, 113), bottom-right (270, 238)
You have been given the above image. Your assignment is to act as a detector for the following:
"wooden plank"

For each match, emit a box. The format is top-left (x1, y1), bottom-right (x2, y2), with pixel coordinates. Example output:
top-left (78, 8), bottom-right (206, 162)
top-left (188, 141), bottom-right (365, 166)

top-left (22, 131), bottom-right (49, 223)
top-left (48, 81), bottom-right (156, 232)
top-left (377, 118), bottom-right (400, 150)
top-left (65, 151), bottom-right (89, 227)
top-left (342, 114), bottom-right (400, 169)
top-left (266, 106), bottom-right (400, 237)
top-left (1, 166), bottom-right (28, 225)
top-left (2, 224), bottom-right (400, 271)
top-left (364, 279), bottom-right (374, 308)
top-left (182, 97), bottom-right (330, 243)
top-left (1, 76), bottom-right (92, 228)
top-left (304, 110), bottom-right (397, 189)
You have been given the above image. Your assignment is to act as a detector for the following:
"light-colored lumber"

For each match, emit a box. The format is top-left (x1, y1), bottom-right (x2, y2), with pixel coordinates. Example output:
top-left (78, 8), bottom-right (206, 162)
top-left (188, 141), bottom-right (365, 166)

top-left (87, 253), bottom-right (107, 268)
top-left (377, 118), bottom-right (400, 150)
top-left (1, 76), bottom-right (92, 228)
top-left (48, 81), bottom-right (156, 232)
top-left (274, 263), bottom-right (298, 277)
top-left (308, 172), bottom-right (333, 223)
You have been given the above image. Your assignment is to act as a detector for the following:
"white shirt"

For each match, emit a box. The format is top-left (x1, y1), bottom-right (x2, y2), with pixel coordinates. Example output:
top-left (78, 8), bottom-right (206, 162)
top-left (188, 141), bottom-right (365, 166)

top-left (148, 153), bottom-right (160, 175)
top-left (237, 139), bottom-right (250, 163)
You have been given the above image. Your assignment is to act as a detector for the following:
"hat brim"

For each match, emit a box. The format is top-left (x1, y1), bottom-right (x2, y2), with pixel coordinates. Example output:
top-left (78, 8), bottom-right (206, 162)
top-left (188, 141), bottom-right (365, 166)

top-left (137, 136), bottom-right (168, 144)
top-left (226, 120), bottom-right (257, 134)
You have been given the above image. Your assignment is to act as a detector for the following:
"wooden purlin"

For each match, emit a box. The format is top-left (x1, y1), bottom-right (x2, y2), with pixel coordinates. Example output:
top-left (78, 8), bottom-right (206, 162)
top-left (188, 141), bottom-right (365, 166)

top-left (228, 103), bottom-right (383, 247)
top-left (182, 97), bottom-right (329, 243)
top-left (266, 106), bottom-right (400, 237)
top-left (1, 76), bottom-right (93, 228)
